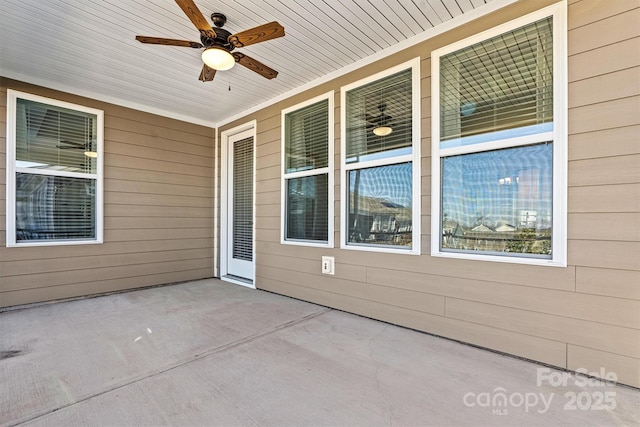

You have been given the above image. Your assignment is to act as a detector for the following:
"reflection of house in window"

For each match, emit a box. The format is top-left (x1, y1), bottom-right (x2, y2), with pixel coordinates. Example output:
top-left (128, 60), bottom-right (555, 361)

top-left (349, 192), bottom-right (412, 245)
top-left (348, 161), bottom-right (413, 247)
top-left (496, 223), bottom-right (516, 232)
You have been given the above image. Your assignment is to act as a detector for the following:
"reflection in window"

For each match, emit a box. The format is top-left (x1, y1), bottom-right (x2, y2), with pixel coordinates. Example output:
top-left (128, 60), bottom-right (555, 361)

top-left (16, 98), bottom-right (98, 173)
top-left (440, 17), bottom-right (553, 147)
top-left (282, 94), bottom-right (332, 245)
top-left (287, 175), bottom-right (328, 241)
top-left (16, 174), bottom-right (96, 241)
top-left (348, 163), bottom-right (412, 247)
top-left (433, 8), bottom-right (565, 264)
top-left (342, 60), bottom-right (418, 252)
top-left (345, 68), bottom-right (413, 163)
top-left (441, 143), bottom-right (552, 257)
top-left (7, 90), bottom-right (103, 245)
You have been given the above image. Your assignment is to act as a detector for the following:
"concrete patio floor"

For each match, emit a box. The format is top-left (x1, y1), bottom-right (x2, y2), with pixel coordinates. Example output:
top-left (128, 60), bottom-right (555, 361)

top-left (1, 279), bottom-right (638, 426)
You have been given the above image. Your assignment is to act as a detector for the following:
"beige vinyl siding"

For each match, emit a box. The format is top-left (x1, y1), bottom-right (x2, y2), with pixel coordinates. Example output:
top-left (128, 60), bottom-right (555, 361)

top-left (219, 0), bottom-right (640, 387)
top-left (0, 78), bottom-right (215, 307)
top-left (566, 0), bottom-right (640, 389)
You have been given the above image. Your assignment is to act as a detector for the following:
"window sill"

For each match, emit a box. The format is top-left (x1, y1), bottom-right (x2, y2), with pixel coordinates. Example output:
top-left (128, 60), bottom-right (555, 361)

top-left (431, 250), bottom-right (566, 267)
top-left (341, 243), bottom-right (419, 256)
top-left (7, 239), bottom-right (104, 248)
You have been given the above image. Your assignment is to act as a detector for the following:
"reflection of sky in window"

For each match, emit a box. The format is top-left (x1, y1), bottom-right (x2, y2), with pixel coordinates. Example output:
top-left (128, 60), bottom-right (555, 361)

top-left (349, 162), bottom-right (412, 208)
top-left (442, 143), bottom-right (552, 229)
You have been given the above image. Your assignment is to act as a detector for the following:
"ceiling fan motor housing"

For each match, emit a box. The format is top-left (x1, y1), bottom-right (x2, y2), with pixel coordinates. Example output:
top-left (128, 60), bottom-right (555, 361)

top-left (201, 29), bottom-right (233, 51)
top-left (201, 13), bottom-right (233, 51)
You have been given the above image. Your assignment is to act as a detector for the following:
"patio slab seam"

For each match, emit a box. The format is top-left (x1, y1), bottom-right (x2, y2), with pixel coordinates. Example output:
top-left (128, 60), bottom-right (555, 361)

top-left (5, 306), bottom-right (332, 427)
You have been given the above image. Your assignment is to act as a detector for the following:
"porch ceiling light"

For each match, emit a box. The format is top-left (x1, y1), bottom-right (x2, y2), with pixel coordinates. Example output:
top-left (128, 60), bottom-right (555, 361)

top-left (202, 48), bottom-right (235, 71)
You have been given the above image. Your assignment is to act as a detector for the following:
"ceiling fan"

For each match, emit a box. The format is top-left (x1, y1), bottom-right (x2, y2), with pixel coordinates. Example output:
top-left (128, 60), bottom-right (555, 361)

top-left (56, 141), bottom-right (97, 158)
top-left (366, 103), bottom-right (394, 136)
top-left (135, 0), bottom-right (285, 82)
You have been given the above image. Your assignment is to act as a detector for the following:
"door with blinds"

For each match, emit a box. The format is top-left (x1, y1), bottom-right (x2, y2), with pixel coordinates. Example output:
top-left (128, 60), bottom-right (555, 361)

top-left (222, 127), bottom-right (255, 286)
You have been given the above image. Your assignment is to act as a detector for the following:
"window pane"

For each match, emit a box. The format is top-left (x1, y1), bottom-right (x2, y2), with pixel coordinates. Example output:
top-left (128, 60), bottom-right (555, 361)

top-left (347, 163), bottom-right (412, 247)
top-left (440, 17), bottom-right (553, 147)
top-left (346, 69), bottom-right (412, 163)
top-left (16, 99), bottom-right (98, 173)
top-left (16, 173), bottom-right (96, 242)
top-left (285, 99), bottom-right (328, 173)
top-left (441, 143), bottom-right (552, 257)
top-left (286, 175), bottom-right (329, 242)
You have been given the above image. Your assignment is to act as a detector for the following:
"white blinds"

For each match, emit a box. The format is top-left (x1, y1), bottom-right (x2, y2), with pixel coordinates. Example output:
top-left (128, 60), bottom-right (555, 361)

top-left (233, 136), bottom-right (254, 261)
top-left (16, 98), bottom-right (97, 173)
top-left (15, 174), bottom-right (96, 241)
top-left (14, 97), bottom-right (98, 242)
top-left (345, 68), bottom-right (412, 162)
top-left (284, 97), bottom-right (330, 243)
top-left (285, 99), bottom-right (328, 173)
top-left (440, 17), bottom-right (553, 142)
top-left (286, 175), bottom-right (328, 241)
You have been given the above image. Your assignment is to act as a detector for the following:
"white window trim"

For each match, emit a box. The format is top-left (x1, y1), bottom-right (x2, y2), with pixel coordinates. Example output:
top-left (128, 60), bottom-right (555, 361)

top-left (281, 91), bottom-right (334, 248)
top-left (340, 58), bottom-right (421, 255)
top-left (430, 2), bottom-right (567, 267)
top-left (6, 89), bottom-right (104, 247)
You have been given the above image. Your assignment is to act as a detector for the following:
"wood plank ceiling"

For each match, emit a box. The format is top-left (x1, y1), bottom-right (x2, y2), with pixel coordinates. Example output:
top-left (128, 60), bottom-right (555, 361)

top-left (0, 0), bottom-right (502, 127)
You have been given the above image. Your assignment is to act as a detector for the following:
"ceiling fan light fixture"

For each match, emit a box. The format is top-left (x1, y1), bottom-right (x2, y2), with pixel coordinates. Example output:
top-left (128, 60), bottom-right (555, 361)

top-left (373, 126), bottom-right (393, 136)
top-left (84, 151), bottom-right (98, 158)
top-left (202, 47), bottom-right (235, 71)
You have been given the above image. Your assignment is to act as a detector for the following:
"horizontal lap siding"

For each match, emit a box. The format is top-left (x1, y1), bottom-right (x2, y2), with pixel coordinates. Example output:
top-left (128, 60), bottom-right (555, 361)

top-left (219, 0), bottom-right (640, 387)
top-left (0, 78), bottom-right (215, 307)
top-left (566, 0), bottom-right (640, 388)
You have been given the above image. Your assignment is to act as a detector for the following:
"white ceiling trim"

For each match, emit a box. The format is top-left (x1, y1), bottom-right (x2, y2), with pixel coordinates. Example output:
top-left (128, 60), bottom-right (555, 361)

top-left (0, 69), bottom-right (219, 128)
top-left (216, 0), bottom-right (517, 128)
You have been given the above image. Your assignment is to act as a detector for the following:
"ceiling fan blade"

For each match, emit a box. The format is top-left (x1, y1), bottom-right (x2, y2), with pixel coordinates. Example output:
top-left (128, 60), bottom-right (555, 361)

top-left (136, 36), bottom-right (203, 48)
top-left (174, 0), bottom-right (216, 38)
top-left (228, 22), bottom-right (285, 48)
top-left (198, 64), bottom-right (216, 82)
top-left (58, 140), bottom-right (86, 148)
top-left (232, 52), bottom-right (278, 79)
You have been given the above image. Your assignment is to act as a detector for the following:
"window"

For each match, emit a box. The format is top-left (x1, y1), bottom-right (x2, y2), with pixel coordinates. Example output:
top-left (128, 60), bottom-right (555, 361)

top-left (341, 59), bottom-right (420, 253)
top-left (6, 90), bottom-right (104, 246)
top-left (281, 92), bottom-right (333, 246)
top-left (431, 4), bottom-right (566, 265)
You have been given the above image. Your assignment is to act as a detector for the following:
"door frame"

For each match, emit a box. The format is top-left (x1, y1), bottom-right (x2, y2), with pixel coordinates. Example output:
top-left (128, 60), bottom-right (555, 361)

top-left (219, 120), bottom-right (257, 288)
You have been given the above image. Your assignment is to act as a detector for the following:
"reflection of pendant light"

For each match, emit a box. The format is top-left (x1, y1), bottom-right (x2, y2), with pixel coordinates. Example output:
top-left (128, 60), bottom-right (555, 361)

top-left (373, 126), bottom-right (392, 136)
top-left (372, 102), bottom-right (392, 136)
top-left (202, 47), bottom-right (235, 71)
